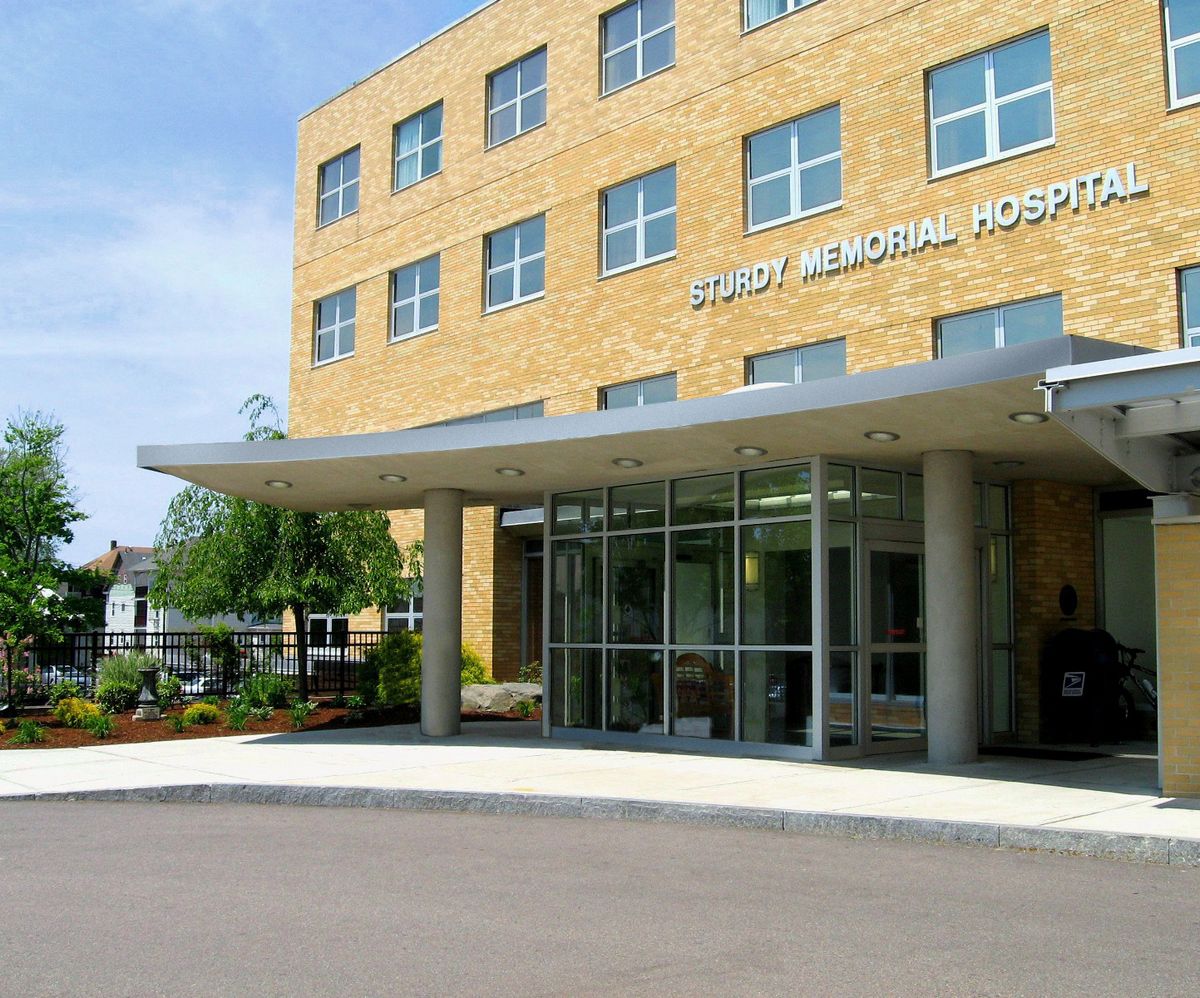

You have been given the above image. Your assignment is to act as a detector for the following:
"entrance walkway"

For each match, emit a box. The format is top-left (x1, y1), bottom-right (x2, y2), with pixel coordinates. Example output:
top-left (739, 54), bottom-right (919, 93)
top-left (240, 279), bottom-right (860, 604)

top-left (1, 722), bottom-right (1196, 863)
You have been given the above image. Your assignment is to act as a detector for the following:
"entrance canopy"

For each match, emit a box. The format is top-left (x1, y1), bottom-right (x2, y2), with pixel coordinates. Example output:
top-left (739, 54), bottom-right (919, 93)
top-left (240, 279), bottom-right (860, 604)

top-left (138, 337), bottom-right (1147, 508)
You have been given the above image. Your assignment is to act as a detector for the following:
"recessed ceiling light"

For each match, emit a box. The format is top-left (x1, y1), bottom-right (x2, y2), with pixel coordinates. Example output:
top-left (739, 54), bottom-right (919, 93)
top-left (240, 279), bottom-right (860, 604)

top-left (612, 458), bottom-right (643, 468)
top-left (378, 474), bottom-right (407, 483)
top-left (496, 467), bottom-right (525, 477)
top-left (734, 446), bottom-right (768, 457)
top-left (1008, 411), bottom-right (1049, 425)
top-left (993, 460), bottom-right (1025, 469)
top-left (265, 480), bottom-right (292, 489)
top-left (864, 430), bottom-right (900, 442)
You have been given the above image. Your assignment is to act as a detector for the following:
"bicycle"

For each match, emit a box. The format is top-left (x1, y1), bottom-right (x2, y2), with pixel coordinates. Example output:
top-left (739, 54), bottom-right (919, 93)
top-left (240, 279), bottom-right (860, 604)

top-left (1114, 642), bottom-right (1157, 736)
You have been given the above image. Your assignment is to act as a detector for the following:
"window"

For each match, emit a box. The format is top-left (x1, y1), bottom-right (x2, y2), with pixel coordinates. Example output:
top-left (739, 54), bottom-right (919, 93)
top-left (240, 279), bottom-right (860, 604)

top-left (603, 373), bottom-right (677, 409)
top-left (308, 615), bottom-right (348, 648)
top-left (602, 0), bottom-right (674, 94)
top-left (743, 0), bottom-right (815, 32)
top-left (1181, 267), bottom-right (1200, 347)
top-left (313, 288), bottom-right (356, 364)
top-left (394, 103), bottom-right (443, 191)
top-left (602, 165), bottom-right (676, 275)
top-left (391, 255), bottom-right (440, 341)
top-left (317, 147), bottom-right (359, 226)
top-left (748, 340), bottom-right (846, 385)
top-left (486, 215), bottom-right (545, 310)
top-left (746, 105), bottom-right (841, 232)
top-left (441, 401), bottom-right (544, 426)
top-left (1166, 0), bottom-right (1200, 108)
top-left (488, 48), bottom-right (547, 146)
top-left (385, 589), bottom-right (423, 633)
top-left (937, 294), bottom-right (1063, 358)
top-left (929, 31), bottom-right (1054, 177)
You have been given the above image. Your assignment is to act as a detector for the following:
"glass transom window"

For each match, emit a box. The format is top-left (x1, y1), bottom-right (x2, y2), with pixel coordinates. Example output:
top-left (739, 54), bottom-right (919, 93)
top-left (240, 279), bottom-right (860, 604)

top-left (603, 373), bottom-right (677, 409)
top-left (748, 339), bottom-right (846, 385)
top-left (1182, 267), bottom-right (1200, 347)
top-left (602, 165), bottom-right (676, 275)
top-left (390, 255), bottom-right (440, 342)
top-left (602, 0), bottom-right (675, 94)
top-left (441, 401), bottom-right (544, 427)
top-left (929, 31), bottom-right (1054, 177)
top-left (486, 215), bottom-right (546, 310)
top-left (313, 288), bottom-right (355, 365)
top-left (743, 0), bottom-right (816, 32)
top-left (937, 294), bottom-right (1062, 358)
top-left (488, 48), bottom-right (548, 147)
top-left (746, 105), bottom-right (841, 232)
top-left (394, 103), bottom-right (443, 191)
top-left (1166, 0), bottom-right (1200, 108)
top-left (318, 147), bottom-right (360, 226)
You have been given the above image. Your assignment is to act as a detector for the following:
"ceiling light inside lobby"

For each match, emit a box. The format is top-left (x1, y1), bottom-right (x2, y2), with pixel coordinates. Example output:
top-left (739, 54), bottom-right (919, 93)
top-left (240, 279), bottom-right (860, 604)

top-left (496, 467), bottom-right (525, 477)
top-left (864, 430), bottom-right (900, 442)
top-left (378, 473), bottom-right (407, 483)
top-left (265, 480), bottom-right (292, 489)
top-left (993, 460), bottom-right (1025, 469)
top-left (1008, 411), bottom-right (1049, 424)
top-left (612, 458), bottom-right (643, 468)
top-left (734, 446), bottom-right (768, 457)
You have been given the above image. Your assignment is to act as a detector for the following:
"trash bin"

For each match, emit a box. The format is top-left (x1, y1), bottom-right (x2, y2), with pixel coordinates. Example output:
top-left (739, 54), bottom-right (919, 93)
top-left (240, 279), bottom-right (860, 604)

top-left (1040, 628), bottom-right (1120, 745)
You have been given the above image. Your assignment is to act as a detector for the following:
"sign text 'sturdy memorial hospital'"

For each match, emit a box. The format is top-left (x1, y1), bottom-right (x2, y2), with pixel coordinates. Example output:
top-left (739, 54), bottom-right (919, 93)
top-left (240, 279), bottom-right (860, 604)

top-left (689, 162), bottom-right (1150, 308)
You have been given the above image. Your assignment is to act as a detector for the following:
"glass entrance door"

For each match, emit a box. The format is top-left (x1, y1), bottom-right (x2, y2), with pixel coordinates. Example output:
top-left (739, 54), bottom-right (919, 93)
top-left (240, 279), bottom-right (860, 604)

top-left (866, 543), bottom-right (926, 746)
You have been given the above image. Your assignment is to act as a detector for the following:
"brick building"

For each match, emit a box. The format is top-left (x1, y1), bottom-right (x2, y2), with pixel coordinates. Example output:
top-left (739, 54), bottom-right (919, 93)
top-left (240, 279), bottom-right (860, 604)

top-left (141, 0), bottom-right (1200, 795)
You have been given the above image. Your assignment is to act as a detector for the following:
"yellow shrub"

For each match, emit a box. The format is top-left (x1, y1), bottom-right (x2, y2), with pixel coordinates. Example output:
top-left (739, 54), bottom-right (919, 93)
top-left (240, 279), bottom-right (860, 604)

top-left (53, 697), bottom-right (103, 729)
top-left (181, 703), bottom-right (221, 726)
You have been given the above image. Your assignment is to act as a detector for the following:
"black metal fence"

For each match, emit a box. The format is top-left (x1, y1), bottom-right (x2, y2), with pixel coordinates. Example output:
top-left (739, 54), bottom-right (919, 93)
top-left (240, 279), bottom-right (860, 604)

top-left (21, 630), bottom-right (389, 700)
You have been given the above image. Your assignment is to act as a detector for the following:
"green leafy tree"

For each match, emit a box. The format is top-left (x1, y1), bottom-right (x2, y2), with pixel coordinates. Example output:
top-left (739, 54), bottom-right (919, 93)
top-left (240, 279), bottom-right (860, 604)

top-left (0, 412), bottom-right (105, 710)
top-left (150, 396), bottom-right (422, 698)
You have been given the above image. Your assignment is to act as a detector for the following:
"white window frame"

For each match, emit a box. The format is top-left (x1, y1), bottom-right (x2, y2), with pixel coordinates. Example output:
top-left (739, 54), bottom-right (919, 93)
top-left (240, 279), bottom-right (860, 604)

top-left (745, 106), bottom-right (841, 234)
top-left (936, 294), bottom-right (1063, 357)
top-left (743, 0), bottom-right (816, 33)
top-left (602, 0), bottom-right (675, 95)
top-left (317, 147), bottom-right (359, 226)
top-left (313, 288), bottom-right (356, 366)
top-left (390, 255), bottom-right (440, 343)
top-left (601, 165), bottom-right (676, 276)
top-left (485, 216), bottom-right (546, 312)
top-left (928, 31), bottom-right (1055, 179)
top-left (1165, 0), bottom-right (1200, 109)
top-left (384, 587), bottom-right (423, 632)
top-left (394, 103), bottom-right (443, 192)
top-left (487, 48), bottom-right (548, 147)
top-left (1181, 266), bottom-right (1200, 347)
top-left (747, 339), bottom-right (846, 385)
top-left (602, 373), bottom-right (677, 409)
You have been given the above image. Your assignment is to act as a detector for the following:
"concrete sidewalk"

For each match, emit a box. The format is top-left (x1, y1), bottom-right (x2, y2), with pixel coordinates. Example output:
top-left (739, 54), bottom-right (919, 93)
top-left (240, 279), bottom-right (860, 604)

top-left (2, 721), bottom-right (1198, 864)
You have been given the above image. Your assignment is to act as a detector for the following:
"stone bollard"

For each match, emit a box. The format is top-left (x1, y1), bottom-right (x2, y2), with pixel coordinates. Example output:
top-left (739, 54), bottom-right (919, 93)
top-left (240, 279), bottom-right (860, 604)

top-left (133, 666), bottom-right (161, 721)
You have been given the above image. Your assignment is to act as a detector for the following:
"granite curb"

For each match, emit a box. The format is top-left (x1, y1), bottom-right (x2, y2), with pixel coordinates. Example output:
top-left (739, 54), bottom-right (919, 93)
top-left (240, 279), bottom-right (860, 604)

top-left (5, 783), bottom-right (1199, 866)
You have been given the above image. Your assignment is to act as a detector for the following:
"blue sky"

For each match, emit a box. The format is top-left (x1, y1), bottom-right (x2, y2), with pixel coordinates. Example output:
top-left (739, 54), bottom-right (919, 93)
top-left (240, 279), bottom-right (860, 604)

top-left (0, 0), bottom-right (482, 565)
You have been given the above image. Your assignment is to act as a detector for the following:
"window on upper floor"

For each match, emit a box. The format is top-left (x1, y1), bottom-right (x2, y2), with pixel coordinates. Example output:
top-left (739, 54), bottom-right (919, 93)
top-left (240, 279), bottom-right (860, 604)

top-left (928, 30), bottom-right (1054, 178)
top-left (745, 105), bottom-right (841, 232)
top-left (1180, 267), bottom-right (1200, 347)
top-left (602, 165), bottom-right (676, 275)
top-left (743, 0), bottom-right (816, 32)
top-left (602, 0), bottom-right (674, 95)
top-left (488, 48), bottom-right (547, 147)
top-left (385, 587), bottom-right (423, 633)
top-left (390, 255), bottom-right (440, 342)
top-left (317, 147), bottom-right (360, 226)
top-left (442, 401), bottom-right (545, 426)
top-left (313, 287), bottom-right (356, 365)
top-left (747, 339), bottom-right (846, 385)
top-left (937, 294), bottom-right (1062, 358)
top-left (602, 373), bottom-right (677, 409)
top-left (1165, 0), bottom-right (1200, 108)
top-left (486, 214), bottom-right (546, 311)
top-left (394, 103), bottom-right (443, 191)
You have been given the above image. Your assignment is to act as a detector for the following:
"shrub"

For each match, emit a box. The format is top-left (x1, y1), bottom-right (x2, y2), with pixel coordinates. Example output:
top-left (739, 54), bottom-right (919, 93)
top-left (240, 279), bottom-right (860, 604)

top-left (368, 632), bottom-right (422, 706)
top-left (201, 695), bottom-right (221, 707)
top-left (2, 668), bottom-right (46, 710)
top-left (226, 703), bottom-right (249, 731)
top-left (98, 650), bottom-right (158, 688)
top-left (518, 660), bottom-right (543, 685)
top-left (54, 697), bottom-right (103, 729)
top-left (237, 672), bottom-right (293, 710)
top-left (164, 714), bottom-right (187, 733)
top-left (157, 674), bottom-right (183, 711)
top-left (96, 680), bottom-right (139, 714)
top-left (460, 643), bottom-right (495, 686)
top-left (345, 695), bottom-right (366, 710)
top-left (355, 655), bottom-right (379, 706)
top-left (515, 699), bottom-right (537, 718)
top-left (330, 693), bottom-right (348, 709)
top-left (181, 703), bottom-right (221, 726)
top-left (288, 699), bottom-right (318, 729)
top-left (84, 714), bottom-right (116, 739)
top-left (48, 679), bottom-right (84, 705)
top-left (250, 705), bottom-right (274, 722)
top-left (12, 719), bottom-right (47, 744)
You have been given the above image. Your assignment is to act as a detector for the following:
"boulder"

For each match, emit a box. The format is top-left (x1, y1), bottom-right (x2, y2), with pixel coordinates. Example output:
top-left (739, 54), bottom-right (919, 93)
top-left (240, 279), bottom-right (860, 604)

top-left (461, 682), bottom-right (543, 713)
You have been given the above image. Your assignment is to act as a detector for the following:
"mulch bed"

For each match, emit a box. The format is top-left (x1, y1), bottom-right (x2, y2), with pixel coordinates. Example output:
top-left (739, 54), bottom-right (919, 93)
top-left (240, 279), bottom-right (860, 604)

top-left (1, 702), bottom-right (539, 750)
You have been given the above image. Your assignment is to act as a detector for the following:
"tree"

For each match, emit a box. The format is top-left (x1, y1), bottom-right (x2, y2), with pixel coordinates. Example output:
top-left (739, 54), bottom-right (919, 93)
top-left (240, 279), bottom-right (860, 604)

top-left (150, 396), bottom-right (421, 698)
top-left (0, 412), bottom-right (105, 710)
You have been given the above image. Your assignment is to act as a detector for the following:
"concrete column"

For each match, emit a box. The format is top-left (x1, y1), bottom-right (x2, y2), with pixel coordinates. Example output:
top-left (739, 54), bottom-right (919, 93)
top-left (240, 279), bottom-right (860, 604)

top-left (422, 489), bottom-right (464, 737)
top-left (923, 450), bottom-right (979, 764)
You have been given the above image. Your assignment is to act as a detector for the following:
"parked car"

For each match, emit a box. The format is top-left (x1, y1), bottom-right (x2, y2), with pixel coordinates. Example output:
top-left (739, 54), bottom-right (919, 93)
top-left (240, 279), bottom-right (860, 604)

top-left (175, 672), bottom-right (217, 698)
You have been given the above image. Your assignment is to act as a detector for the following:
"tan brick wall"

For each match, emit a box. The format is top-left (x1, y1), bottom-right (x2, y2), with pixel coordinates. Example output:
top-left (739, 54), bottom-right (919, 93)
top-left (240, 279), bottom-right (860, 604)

top-left (1154, 519), bottom-right (1200, 797)
top-left (1011, 480), bottom-right (1096, 742)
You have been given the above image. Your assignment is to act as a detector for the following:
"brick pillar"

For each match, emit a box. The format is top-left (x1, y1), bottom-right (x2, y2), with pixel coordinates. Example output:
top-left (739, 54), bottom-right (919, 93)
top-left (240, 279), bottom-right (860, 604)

top-left (1153, 512), bottom-right (1200, 797)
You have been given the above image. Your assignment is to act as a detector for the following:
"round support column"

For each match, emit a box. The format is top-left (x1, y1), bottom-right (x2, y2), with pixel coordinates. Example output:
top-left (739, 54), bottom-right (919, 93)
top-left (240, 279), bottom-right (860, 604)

top-left (422, 489), bottom-right (464, 737)
top-left (923, 450), bottom-right (979, 764)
